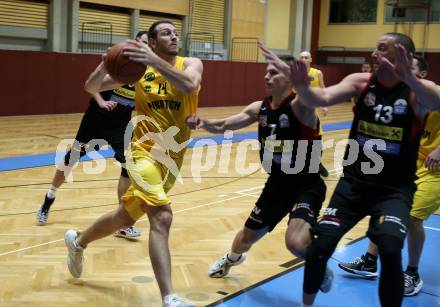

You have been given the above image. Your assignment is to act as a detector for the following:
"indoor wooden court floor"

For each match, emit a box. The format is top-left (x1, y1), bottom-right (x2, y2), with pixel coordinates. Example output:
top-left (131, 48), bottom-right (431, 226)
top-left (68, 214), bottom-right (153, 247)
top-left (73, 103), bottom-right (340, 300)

top-left (0, 103), bottom-right (435, 306)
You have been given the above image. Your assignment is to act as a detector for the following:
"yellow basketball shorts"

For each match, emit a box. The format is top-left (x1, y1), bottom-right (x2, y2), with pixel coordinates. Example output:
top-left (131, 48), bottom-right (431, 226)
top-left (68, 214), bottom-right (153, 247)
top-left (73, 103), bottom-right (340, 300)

top-left (411, 174), bottom-right (440, 221)
top-left (121, 148), bottom-right (184, 221)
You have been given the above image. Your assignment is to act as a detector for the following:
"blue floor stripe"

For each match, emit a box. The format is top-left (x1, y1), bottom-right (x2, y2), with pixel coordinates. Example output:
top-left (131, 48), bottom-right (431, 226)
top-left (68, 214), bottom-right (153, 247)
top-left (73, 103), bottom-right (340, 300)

top-left (0, 121), bottom-right (352, 172)
top-left (213, 215), bottom-right (440, 307)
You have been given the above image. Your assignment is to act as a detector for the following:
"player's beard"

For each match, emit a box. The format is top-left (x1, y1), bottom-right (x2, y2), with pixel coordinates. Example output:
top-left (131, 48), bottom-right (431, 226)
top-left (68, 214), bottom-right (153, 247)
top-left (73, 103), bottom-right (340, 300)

top-left (166, 49), bottom-right (179, 56)
top-left (157, 43), bottom-right (179, 56)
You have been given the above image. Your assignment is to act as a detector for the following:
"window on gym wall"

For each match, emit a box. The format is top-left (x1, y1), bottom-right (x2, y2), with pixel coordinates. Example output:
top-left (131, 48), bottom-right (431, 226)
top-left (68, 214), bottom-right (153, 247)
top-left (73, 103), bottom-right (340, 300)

top-left (329, 0), bottom-right (378, 23)
top-left (384, 0), bottom-right (439, 23)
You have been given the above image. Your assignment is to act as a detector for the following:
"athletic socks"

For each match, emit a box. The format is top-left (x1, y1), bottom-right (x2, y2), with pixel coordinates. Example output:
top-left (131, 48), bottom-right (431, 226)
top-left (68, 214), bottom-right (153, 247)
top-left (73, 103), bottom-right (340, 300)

top-left (47, 185), bottom-right (58, 199)
top-left (41, 186), bottom-right (57, 212)
top-left (227, 251), bottom-right (242, 262)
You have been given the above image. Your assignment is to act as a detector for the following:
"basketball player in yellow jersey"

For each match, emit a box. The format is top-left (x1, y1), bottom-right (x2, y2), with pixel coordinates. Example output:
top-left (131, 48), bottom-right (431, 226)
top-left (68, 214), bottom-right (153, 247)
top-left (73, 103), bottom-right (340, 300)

top-left (299, 51), bottom-right (326, 103)
top-left (299, 51), bottom-right (329, 177)
top-left (64, 20), bottom-right (202, 307)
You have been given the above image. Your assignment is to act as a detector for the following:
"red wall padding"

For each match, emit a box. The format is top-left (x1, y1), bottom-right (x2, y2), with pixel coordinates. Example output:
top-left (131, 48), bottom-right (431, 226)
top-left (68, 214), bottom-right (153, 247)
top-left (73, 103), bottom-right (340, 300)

top-left (1, 50), bottom-right (355, 116)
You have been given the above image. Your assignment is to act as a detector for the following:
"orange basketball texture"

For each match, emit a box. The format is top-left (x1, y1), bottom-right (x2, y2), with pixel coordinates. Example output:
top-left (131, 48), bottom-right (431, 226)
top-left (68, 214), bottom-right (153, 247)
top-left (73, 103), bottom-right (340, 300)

top-left (104, 42), bottom-right (146, 84)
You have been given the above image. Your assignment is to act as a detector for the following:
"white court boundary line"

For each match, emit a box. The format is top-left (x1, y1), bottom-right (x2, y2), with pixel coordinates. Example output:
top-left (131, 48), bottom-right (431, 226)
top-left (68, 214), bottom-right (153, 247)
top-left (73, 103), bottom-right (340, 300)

top-left (0, 167), bottom-right (346, 258)
top-left (234, 185), bottom-right (262, 198)
top-left (424, 226), bottom-right (440, 231)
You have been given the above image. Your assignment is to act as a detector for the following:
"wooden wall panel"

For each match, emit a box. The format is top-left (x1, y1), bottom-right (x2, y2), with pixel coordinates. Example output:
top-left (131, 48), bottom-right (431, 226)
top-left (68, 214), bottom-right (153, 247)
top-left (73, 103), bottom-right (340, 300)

top-left (0, 0), bottom-right (48, 29)
top-left (231, 0), bottom-right (265, 40)
top-left (190, 0), bottom-right (225, 44)
top-left (139, 14), bottom-right (183, 37)
top-left (79, 7), bottom-right (131, 36)
top-left (80, 0), bottom-right (189, 16)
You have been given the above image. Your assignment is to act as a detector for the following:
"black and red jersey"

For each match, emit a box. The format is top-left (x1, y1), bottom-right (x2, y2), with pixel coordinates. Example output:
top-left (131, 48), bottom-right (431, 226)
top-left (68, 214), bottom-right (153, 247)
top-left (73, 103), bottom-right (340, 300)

top-left (345, 76), bottom-right (425, 185)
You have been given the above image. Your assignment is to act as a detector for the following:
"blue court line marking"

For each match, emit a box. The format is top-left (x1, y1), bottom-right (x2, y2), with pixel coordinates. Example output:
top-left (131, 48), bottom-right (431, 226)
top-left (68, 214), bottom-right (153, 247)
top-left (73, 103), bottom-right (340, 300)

top-left (211, 214), bottom-right (440, 307)
top-left (0, 121), bottom-right (352, 172)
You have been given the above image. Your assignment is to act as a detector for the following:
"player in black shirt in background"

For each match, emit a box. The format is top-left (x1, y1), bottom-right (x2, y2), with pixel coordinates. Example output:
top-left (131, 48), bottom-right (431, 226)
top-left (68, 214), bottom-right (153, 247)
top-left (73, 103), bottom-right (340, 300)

top-left (186, 55), bottom-right (332, 291)
top-left (36, 32), bottom-right (149, 239)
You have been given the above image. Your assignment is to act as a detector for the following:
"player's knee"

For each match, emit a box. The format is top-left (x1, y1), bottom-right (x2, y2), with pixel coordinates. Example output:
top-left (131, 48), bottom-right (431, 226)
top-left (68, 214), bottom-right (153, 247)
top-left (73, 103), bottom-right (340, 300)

top-left (376, 234), bottom-right (403, 263)
top-left (285, 235), bottom-right (309, 258)
top-left (307, 235), bottom-right (338, 262)
top-left (149, 208), bottom-right (173, 232)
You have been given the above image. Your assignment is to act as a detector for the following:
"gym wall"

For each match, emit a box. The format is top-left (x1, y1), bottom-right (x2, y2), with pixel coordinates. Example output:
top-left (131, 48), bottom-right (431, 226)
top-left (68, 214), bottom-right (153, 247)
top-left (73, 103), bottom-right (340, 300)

top-left (0, 50), bottom-right (349, 116)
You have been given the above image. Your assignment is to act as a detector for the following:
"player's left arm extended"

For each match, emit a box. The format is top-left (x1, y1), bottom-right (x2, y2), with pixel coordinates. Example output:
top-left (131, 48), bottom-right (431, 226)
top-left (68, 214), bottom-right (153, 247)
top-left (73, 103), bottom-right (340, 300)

top-left (152, 57), bottom-right (203, 93)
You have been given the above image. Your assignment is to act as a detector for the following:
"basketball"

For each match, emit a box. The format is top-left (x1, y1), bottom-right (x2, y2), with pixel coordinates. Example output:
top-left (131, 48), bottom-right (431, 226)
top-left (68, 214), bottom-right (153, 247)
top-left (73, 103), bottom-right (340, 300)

top-left (104, 41), bottom-right (146, 84)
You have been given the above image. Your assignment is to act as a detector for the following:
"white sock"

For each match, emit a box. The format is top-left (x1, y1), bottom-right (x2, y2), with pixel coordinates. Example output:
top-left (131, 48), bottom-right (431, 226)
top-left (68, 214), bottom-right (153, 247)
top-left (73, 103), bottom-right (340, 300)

top-left (163, 293), bottom-right (178, 303)
top-left (301, 303), bottom-right (313, 307)
top-left (47, 185), bottom-right (58, 199)
top-left (73, 239), bottom-right (84, 251)
top-left (227, 251), bottom-right (242, 262)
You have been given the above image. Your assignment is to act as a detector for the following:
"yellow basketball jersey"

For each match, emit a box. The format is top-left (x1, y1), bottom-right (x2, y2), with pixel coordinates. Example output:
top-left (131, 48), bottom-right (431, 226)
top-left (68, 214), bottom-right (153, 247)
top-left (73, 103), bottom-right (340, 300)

top-left (416, 111), bottom-right (440, 177)
top-left (292, 68), bottom-right (323, 134)
top-left (131, 56), bottom-right (200, 158)
top-left (308, 67), bottom-right (321, 88)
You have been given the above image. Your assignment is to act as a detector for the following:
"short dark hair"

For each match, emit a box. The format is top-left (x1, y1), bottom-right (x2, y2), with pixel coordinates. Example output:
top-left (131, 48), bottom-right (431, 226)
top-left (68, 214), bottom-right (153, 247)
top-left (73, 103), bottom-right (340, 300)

top-left (135, 31), bottom-right (148, 39)
top-left (148, 20), bottom-right (175, 39)
top-left (279, 55), bottom-right (296, 62)
top-left (414, 54), bottom-right (429, 72)
top-left (384, 32), bottom-right (416, 57)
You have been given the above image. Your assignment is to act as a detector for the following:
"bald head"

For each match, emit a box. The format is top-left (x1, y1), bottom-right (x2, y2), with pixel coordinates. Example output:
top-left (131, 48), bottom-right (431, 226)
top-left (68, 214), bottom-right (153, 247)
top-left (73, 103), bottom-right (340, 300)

top-left (299, 51), bottom-right (312, 68)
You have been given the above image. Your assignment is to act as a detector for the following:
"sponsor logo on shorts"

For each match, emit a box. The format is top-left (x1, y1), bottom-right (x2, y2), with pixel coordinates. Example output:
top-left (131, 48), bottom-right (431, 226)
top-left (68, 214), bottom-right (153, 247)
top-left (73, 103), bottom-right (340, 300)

top-left (252, 206), bottom-right (261, 216)
top-left (323, 207), bottom-right (338, 217)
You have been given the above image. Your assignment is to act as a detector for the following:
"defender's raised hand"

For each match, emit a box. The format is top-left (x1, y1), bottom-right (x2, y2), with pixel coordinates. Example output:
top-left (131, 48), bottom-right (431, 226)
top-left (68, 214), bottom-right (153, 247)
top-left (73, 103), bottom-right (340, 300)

top-left (258, 42), bottom-right (290, 77)
top-left (259, 42), bottom-right (310, 90)
top-left (377, 44), bottom-right (414, 84)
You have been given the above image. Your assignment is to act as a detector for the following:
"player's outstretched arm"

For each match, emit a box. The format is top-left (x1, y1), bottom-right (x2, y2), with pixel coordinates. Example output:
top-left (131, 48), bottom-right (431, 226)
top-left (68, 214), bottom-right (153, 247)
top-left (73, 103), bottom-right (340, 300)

top-left (186, 101), bottom-right (261, 134)
top-left (259, 42), bottom-right (363, 107)
top-left (296, 73), bottom-right (367, 107)
top-left (84, 61), bottom-right (123, 94)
